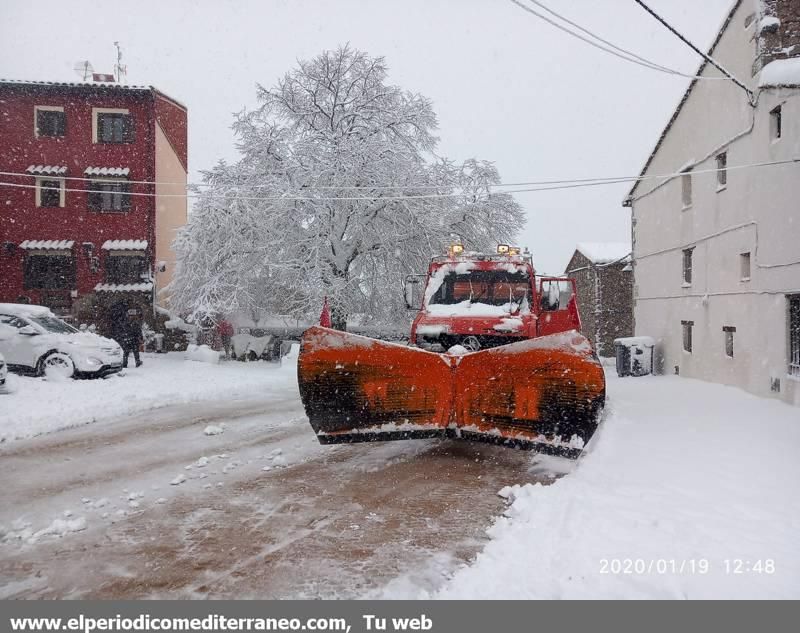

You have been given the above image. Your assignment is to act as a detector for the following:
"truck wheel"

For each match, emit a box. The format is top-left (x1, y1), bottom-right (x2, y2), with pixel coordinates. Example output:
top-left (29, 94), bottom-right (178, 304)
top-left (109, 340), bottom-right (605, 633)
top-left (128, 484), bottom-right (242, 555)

top-left (38, 352), bottom-right (76, 379)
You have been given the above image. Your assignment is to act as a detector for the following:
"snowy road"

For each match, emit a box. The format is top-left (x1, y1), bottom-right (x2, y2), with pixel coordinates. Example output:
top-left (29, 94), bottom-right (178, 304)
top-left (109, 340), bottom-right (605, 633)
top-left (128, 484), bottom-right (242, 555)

top-left (0, 392), bottom-right (557, 599)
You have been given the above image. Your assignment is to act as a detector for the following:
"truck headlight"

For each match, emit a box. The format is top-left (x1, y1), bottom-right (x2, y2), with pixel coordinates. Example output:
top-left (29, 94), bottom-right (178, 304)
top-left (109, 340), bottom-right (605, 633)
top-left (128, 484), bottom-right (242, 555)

top-left (86, 357), bottom-right (103, 366)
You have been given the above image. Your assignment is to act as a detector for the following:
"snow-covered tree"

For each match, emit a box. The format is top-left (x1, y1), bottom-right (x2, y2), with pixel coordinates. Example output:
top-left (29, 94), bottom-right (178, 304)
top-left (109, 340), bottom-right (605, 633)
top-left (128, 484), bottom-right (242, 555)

top-left (170, 45), bottom-right (524, 328)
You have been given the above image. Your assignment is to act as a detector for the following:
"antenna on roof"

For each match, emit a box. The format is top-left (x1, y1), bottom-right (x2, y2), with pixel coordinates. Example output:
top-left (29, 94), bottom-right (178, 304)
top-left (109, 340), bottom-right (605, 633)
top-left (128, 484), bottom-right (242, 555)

top-left (73, 60), bottom-right (94, 81)
top-left (113, 42), bottom-right (127, 83)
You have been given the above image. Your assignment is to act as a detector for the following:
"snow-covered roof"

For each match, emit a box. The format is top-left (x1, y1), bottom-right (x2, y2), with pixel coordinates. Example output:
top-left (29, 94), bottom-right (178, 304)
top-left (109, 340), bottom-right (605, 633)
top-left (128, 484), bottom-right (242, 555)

top-left (0, 79), bottom-right (151, 91)
top-left (576, 242), bottom-right (631, 265)
top-left (101, 240), bottom-right (147, 250)
top-left (26, 165), bottom-right (67, 176)
top-left (759, 57), bottom-right (800, 87)
top-left (0, 79), bottom-right (187, 110)
top-left (84, 167), bottom-right (131, 177)
top-left (19, 240), bottom-right (74, 250)
top-left (94, 282), bottom-right (153, 293)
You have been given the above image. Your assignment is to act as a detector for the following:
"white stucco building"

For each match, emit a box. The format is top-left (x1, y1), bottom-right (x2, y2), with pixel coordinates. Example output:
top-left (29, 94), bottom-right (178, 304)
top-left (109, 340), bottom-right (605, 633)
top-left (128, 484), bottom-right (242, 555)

top-left (624, 0), bottom-right (800, 405)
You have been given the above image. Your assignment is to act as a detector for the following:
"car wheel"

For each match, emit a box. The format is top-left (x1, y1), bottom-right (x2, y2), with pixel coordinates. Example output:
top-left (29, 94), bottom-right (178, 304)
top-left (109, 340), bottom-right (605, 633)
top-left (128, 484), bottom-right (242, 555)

top-left (39, 352), bottom-right (76, 379)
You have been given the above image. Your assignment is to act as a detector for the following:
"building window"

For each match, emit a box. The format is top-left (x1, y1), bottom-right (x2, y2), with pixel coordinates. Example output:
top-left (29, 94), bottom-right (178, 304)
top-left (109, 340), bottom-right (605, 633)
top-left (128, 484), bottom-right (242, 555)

top-left (789, 295), bottom-right (800, 377)
top-left (740, 252), bottom-right (751, 280)
top-left (36, 178), bottom-right (64, 208)
top-left (682, 248), bottom-right (694, 285)
top-left (681, 168), bottom-right (692, 208)
top-left (716, 152), bottom-right (727, 188)
top-left (682, 320), bottom-right (694, 353)
top-left (770, 105), bottom-right (782, 140)
top-left (96, 112), bottom-right (134, 143)
top-left (35, 107), bottom-right (65, 137)
top-left (88, 180), bottom-right (131, 212)
top-left (23, 253), bottom-right (75, 290)
top-left (106, 254), bottom-right (147, 284)
top-left (723, 326), bottom-right (736, 358)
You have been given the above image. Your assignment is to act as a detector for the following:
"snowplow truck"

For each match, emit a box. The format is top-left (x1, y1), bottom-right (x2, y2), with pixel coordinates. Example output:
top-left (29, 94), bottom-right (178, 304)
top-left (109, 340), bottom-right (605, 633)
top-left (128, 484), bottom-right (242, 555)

top-left (298, 245), bottom-right (606, 458)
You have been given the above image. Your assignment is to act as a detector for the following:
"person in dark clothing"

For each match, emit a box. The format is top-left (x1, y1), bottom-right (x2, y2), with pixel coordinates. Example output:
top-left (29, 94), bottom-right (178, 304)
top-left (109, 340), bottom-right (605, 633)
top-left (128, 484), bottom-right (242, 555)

top-left (121, 311), bottom-right (143, 368)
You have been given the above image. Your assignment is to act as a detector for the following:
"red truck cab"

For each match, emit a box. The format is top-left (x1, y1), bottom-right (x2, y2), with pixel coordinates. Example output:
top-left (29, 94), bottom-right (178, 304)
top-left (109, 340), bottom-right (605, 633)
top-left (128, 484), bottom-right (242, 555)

top-left (407, 246), bottom-right (582, 352)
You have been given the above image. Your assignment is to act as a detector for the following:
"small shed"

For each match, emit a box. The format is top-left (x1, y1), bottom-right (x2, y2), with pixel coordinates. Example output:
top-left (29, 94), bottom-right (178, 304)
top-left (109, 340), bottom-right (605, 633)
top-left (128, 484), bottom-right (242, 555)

top-left (565, 242), bottom-right (633, 357)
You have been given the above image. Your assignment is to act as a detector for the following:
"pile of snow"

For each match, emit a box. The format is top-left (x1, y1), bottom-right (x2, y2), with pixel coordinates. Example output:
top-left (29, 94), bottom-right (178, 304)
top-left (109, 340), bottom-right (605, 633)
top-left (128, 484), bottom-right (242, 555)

top-left (185, 344), bottom-right (220, 364)
top-left (759, 57), bottom-right (800, 87)
top-left (0, 352), bottom-right (298, 444)
top-left (575, 242), bottom-right (631, 265)
top-left (439, 374), bottom-right (800, 599)
top-left (231, 333), bottom-right (274, 359)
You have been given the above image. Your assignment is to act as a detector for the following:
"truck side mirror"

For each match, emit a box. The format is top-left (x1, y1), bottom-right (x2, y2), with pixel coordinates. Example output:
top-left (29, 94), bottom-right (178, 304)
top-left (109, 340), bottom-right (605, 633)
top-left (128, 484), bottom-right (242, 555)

top-left (18, 325), bottom-right (39, 336)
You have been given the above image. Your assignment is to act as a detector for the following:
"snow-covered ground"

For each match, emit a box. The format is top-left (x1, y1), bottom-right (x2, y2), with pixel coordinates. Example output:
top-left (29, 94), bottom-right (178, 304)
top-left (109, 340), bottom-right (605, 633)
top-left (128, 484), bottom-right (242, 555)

top-left (1, 349), bottom-right (798, 599)
top-left (0, 352), bottom-right (297, 444)
top-left (437, 373), bottom-right (800, 599)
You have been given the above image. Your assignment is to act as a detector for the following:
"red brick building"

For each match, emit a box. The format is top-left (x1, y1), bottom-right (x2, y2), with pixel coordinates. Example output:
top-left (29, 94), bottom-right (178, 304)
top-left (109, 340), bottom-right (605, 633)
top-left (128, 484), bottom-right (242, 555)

top-left (0, 79), bottom-right (187, 321)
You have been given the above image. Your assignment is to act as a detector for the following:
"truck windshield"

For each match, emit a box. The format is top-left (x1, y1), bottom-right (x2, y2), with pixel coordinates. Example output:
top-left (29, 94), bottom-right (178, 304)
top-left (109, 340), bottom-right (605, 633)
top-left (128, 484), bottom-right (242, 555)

top-left (428, 271), bottom-right (530, 307)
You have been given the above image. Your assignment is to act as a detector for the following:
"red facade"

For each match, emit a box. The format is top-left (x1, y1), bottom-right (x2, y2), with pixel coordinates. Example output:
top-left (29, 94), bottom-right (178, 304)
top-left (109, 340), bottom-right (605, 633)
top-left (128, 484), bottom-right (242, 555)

top-left (0, 80), bottom-right (187, 314)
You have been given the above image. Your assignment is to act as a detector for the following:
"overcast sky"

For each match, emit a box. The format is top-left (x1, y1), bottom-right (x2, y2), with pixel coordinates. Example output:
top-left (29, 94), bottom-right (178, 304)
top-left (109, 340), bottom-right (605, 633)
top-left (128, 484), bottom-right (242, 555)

top-left (1, 0), bottom-right (733, 272)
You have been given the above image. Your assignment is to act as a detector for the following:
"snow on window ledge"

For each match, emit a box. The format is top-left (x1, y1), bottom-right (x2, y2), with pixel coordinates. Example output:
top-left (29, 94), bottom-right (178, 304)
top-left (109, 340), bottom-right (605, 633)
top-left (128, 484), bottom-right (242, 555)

top-left (681, 204), bottom-right (692, 212)
top-left (716, 184), bottom-right (727, 193)
top-left (681, 282), bottom-right (692, 289)
top-left (740, 276), bottom-right (751, 283)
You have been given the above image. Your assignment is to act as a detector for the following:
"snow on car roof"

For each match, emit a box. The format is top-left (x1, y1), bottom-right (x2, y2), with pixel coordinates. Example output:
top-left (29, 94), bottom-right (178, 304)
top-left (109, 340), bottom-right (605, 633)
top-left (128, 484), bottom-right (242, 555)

top-left (576, 242), bottom-right (631, 264)
top-left (0, 303), bottom-right (54, 317)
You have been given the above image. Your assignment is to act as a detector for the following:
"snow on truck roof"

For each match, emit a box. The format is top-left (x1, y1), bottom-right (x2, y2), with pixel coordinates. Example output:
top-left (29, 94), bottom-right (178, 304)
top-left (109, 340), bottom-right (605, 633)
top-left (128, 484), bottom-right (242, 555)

top-left (576, 242), bottom-right (631, 265)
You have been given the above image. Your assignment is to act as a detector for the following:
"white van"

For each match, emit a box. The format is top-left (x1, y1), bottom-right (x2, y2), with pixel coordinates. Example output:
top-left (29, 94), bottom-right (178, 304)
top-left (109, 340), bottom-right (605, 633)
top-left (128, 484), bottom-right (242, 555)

top-left (0, 304), bottom-right (123, 378)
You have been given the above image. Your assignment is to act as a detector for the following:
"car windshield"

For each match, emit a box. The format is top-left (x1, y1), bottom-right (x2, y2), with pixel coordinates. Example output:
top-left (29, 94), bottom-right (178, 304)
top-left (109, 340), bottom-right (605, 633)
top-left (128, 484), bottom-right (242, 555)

top-left (428, 271), bottom-right (530, 307)
top-left (30, 315), bottom-right (78, 334)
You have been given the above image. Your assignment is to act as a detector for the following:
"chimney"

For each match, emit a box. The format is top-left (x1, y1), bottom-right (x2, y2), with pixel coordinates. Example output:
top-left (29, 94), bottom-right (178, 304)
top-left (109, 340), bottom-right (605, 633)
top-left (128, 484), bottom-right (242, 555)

top-left (752, 0), bottom-right (800, 75)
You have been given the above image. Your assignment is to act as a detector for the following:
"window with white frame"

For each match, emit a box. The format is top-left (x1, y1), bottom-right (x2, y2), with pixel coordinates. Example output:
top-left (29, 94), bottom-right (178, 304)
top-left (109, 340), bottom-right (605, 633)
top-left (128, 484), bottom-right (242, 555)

top-left (34, 106), bottom-right (65, 137)
top-left (740, 252), bottom-right (751, 280)
top-left (92, 108), bottom-right (134, 144)
top-left (36, 178), bottom-right (64, 208)
top-left (681, 168), bottom-right (693, 208)
top-left (88, 179), bottom-right (131, 212)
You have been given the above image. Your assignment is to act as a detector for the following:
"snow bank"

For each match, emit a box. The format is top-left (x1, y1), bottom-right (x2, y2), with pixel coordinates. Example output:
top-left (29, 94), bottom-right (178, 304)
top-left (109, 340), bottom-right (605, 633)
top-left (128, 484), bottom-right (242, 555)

top-left (759, 57), bottom-right (800, 87)
top-left (439, 374), bottom-right (800, 599)
top-left (0, 352), bottom-right (298, 444)
top-left (185, 344), bottom-right (220, 364)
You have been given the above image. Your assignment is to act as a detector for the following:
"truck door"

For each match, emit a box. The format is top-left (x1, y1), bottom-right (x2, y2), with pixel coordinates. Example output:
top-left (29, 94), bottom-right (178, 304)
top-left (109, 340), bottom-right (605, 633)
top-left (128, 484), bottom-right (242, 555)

top-left (537, 277), bottom-right (582, 336)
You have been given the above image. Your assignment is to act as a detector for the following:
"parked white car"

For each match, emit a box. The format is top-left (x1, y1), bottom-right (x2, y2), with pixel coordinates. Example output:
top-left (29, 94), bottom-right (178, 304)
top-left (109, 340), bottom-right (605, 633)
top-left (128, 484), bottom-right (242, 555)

top-left (0, 351), bottom-right (7, 389)
top-left (0, 304), bottom-right (123, 378)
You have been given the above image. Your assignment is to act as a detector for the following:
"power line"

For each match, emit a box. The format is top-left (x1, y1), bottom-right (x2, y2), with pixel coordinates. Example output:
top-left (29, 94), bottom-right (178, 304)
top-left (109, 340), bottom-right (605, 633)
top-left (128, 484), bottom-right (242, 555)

top-left (632, 0), bottom-right (756, 103)
top-left (0, 158), bottom-right (795, 202)
top-left (508, 0), bottom-right (728, 81)
top-left (525, 0), bottom-right (711, 79)
top-left (1, 159), bottom-right (797, 193)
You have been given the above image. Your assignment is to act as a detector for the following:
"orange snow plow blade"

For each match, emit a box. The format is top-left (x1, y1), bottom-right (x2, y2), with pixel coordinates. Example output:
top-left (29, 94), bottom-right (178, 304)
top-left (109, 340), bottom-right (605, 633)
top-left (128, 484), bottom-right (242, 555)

top-left (298, 327), bottom-right (605, 457)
